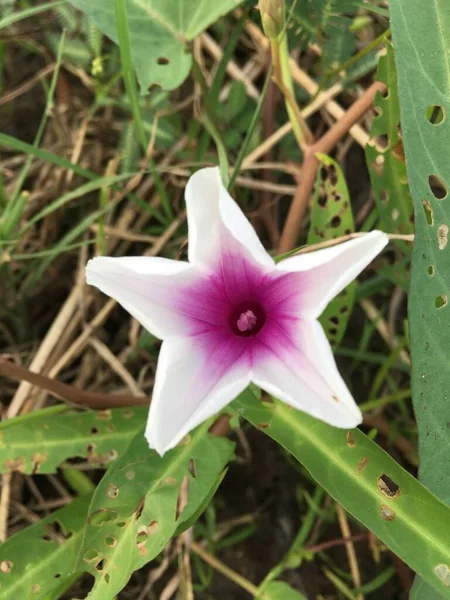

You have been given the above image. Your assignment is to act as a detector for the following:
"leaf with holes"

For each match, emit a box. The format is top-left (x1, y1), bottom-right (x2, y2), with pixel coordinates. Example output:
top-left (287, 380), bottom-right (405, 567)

top-left (234, 389), bottom-right (450, 598)
top-left (77, 423), bottom-right (234, 599)
top-left (0, 494), bottom-right (91, 599)
top-left (67, 0), bottom-right (243, 91)
top-left (0, 405), bottom-right (147, 474)
top-left (391, 1), bottom-right (450, 597)
top-left (308, 153), bottom-right (355, 346)
top-left (366, 41), bottom-right (414, 248)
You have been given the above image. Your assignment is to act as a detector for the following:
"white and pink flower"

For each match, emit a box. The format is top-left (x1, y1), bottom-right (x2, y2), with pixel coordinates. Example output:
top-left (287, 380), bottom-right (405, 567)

top-left (87, 167), bottom-right (388, 455)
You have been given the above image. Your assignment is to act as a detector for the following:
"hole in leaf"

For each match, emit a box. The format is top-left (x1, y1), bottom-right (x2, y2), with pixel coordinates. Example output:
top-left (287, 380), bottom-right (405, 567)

top-left (176, 475), bottom-right (190, 520)
top-left (377, 474), bottom-right (400, 498)
top-left (435, 294), bottom-right (448, 309)
top-left (104, 536), bottom-right (117, 548)
top-left (188, 458), bottom-right (197, 478)
top-left (330, 216), bottom-right (341, 228)
top-left (379, 504), bottom-right (396, 521)
top-left (380, 189), bottom-right (389, 204)
top-left (332, 191), bottom-right (343, 202)
top-left (116, 521), bottom-right (127, 528)
top-left (90, 509), bottom-right (118, 526)
top-left (428, 265), bottom-right (435, 276)
top-left (136, 528), bottom-right (148, 546)
top-left (134, 497), bottom-right (145, 520)
top-left (429, 174), bottom-right (448, 199)
top-left (356, 457), bottom-right (369, 473)
top-left (106, 484), bottom-right (119, 499)
top-left (104, 573), bottom-right (110, 584)
top-left (0, 560), bottom-right (13, 573)
top-left (54, 573), bottom-right (61, 579)
top-left (434, 564), bottom-right (450, 586)
top-left (107, 450), bottom-right (118, 462)
top-left (97, 409), bottom-right (112, 421)
top-left (422, 200), bottom-right (434, 225)
top-left (346, 432), bottom-right (356, 447)
top-left (95, 559), bottom-right (105, 572)
top-left (438, 224), bottom-right (449, 250)
top-left (426, 104), bottom-right (445, 125)
top-left (257, 422), bottom-right (270, 429)
top-left (90, 427), bottom-right (99, 435)
top-left (330, 316), bottom-right (339, 325)
top-left (329, 327), bottom-right (338, 336)
top-left (318, 194), bottom-right (327, 208)
top-left (83, 549), bottom-right (99, 563)
top-left (157, 57), bottom-right (169, 65)
top-left (148, 520), bottom-right (159, 535)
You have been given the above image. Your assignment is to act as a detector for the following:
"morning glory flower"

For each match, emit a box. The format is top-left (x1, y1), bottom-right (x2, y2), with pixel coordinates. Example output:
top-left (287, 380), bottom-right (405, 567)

top-left (86, 167), bottom-right (388, 455)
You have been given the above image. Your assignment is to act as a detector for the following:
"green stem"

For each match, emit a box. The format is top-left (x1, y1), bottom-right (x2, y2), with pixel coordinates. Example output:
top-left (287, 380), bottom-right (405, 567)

top-left (272, 33), bottom-right (312, 148)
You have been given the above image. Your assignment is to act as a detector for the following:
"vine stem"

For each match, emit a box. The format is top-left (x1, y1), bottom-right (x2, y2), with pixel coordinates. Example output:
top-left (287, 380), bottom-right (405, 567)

top-left (0, 358), bottom-right (148, 409)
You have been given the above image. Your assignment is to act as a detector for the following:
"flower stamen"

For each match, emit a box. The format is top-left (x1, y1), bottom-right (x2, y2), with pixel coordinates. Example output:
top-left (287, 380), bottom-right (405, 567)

top-left (237, 310), bottom-right (257, 332)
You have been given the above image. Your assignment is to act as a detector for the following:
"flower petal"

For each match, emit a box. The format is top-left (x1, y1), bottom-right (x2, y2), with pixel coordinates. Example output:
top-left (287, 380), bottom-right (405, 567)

top-left (185, 167), bottom-right (274, 269)
top-left (251, 319), bottom-right (361, 428)
top-left (275, 231), bottom-right (388, 318)
top-left (146, 333), bottom-right (251, 455)
top-left (86, 256), bottom-right (198, 339)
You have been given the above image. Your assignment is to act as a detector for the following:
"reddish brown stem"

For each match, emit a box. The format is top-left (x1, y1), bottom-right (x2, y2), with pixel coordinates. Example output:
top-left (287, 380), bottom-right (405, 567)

top-left (278, 81), bottom-right (386, 254)
top-left (306, 532), bottom-right (368, 553)
top-left (0, 358), bottom-right (149, 410)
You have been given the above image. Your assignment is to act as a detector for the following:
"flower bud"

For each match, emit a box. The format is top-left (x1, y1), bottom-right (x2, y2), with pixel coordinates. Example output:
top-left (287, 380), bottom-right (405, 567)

top-left (259, 0), bottom-right (285, 39)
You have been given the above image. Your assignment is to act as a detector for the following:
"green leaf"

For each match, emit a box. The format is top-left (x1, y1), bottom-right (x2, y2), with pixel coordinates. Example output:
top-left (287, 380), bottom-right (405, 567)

top-left (77, 423), bottom-right (234, 598)
top-left (235, 389), bottom-right (450, 599)
top-left (390, 1), bottom-right (450, 597)
top-left (0, 494), bottom-right (91, 599)
top-left (0, 406), bottom-right (147, 474)
top-left (67, 0), bottom-right (244, 92)
top-left (365, 41), bottom-right (413, 244)
top-left (260, 581), bottom-right (307, 599)
top-left (308, 153), bottom-right (355, 346)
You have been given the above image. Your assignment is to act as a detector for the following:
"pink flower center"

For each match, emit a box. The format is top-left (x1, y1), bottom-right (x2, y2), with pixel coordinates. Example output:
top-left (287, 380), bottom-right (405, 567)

top-left (230, 302), bottom-right (266, 337)
top-left (237, 310), bottom-right (257, 332)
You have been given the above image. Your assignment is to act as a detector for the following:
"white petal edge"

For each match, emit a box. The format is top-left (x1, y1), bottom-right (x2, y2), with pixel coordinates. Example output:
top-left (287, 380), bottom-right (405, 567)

top-left (252, 320), bottom-right (362, 428)
top-left (145, 336), bottom-right (251, 455)
top-left (185, 167), bottom-right (274, 270)
top-left (86, 256), bottom-right (195, 339)
top-left (276, 231), bottom-right (388, 318)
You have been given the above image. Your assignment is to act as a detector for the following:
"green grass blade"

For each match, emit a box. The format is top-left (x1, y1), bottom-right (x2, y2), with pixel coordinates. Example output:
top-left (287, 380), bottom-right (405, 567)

top-left (228, 66), bottom-right (273, 192)
top-left (11, 31), bottom-right (66, 203)
top-left (0, 0), bottom-right (64, 30)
